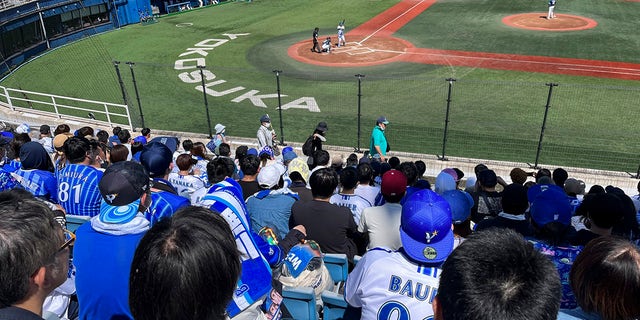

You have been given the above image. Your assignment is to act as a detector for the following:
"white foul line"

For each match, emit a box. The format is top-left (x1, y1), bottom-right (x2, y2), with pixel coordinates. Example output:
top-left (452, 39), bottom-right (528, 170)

top-left (359, 0), bottom-right (428, 44)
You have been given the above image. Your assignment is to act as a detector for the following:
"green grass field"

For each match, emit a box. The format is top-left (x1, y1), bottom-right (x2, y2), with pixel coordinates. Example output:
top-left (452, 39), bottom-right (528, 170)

top-left (2, 0), bottom-right (640, 172)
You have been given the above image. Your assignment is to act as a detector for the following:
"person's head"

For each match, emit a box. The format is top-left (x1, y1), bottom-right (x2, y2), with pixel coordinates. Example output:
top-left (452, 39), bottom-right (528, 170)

top-left (182, 139), bottom-right (193, 153)
top-left (218, 143), bottom-right (231, 157)
top-left (10, 133), bottom-right (31, 159)
top-left (39, 124), bottom-right (51, 136)
top-left (562, 178), bottom-right (585, 197)
top-left (510, 168), bottom-right (529, 185)
top-left (345, 153), bottom-right (358, 168)
top-left (314, 27), bottom-right (319, 32)
top-left (63, 136), bottom-right (91, 164)
top-left (258, 164), bottom-right (285, 190)
top-left (435, 229), bottom-right (561, 320)
top-left (376, 116), bottom-right (389, 130)
top-left (552, 168), bottom-right (568, 187)
top-left (77, 126), bottom-right (94, 138)
top-left (282, 147), bottom-right (298, 165)
top-left (240, 154), bottom-right (260, 177)
top-left (397, 162), bottom-right (418, 186)
top-left (54, 124), bottom-right (71, 136)
top-left (338, 167), bottom-right (358, 192)
top-left (141, 128), bottom-right (151, 138)
top-left (474, 163), bottom-right (488, 176)
top-left (388, 157), bottom-right (400, 169)
top-left (310, 168), bottom-right (339, 199)
top-left (435, 171), bottom-right (457, 195)
top-left (535, 168), bottom-right (552, 183)
top-left (235, 145), bottom-right (248, 160)
top-left (315, 121), bottom-right (328, 135)
top-left (117, 129), bottom-right (131, 144)
top-left (259, 146), bottom-right (275, 162)
top-left (140, 142), bottom-right (173, 179)
top-left (415, 160), bottom-right (426, 178)
top-left (477, 169), bottom-right (497, 190)
top-left (98, 161), bottom-right (150, 224)
top-left (130, 206), bottom-right (241, 320)
top-left (260, 114), bottom-right (271, 127)
top-left (96, 130), bottom-right (109, 145)
top-left (441, 189), bottom-right (474, 225)
top-left (579, 193), bottom-right (624, 230)
top-left (356, 163), bottom-right (374, 185)
top-left (313, 150), bottom-right (330, 167)
top-left (112, 126), bottom-right (122, 136)
top-left (400, 189), bottom-right (453, 264)
top-left (109, 144), bottom-right (129, 163)
top-left (207, 157), bottom-right (235, 184)
top-left (288, 157), bottom-right (310, 185)
top-left (176, 154), bottom-right (197, 172)
top-left (0, 191), bottom-right (69, 309)
top-left (191, 142), bottom-right (208, 159)
top-left (381, 169), bottom-right (407, 203)
top-left (20, 141), bottom-right (54, 172)
top-left (501, 183), bottom-right (529, 215)
top-left (529, 185), bottom-right (572, 245)
top-left (569, 236), bottom-right (640, 320)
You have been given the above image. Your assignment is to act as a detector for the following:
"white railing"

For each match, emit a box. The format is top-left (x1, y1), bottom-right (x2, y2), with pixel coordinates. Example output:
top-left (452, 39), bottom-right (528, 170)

top-left (0, 85), bottom-right (133, 130)
top-left (0, 0), bottom-right (36, 11)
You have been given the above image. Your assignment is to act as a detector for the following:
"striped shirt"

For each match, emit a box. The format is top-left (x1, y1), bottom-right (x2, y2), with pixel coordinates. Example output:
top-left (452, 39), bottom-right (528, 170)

top-left (56, 164), bottom-right (103, 217)
top-left (12, 169), bottom-right (58, 202)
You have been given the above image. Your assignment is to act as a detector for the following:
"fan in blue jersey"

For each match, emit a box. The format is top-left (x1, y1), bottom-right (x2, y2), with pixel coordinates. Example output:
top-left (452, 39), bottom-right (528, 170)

top-left (11, 142), bottom-right (57, 203)
top-left (3, 132), bottom-right (31, 173)
top-left (139, 142), bottom-right (189, 225)
top-left (56, 137), bottom-right (103, 217)
top-left (74, 161), bottom-right (151, 320)
top-left (345, 189), bottom-right (455, 320)
top-left (195, 157), bottom-right (305, 319)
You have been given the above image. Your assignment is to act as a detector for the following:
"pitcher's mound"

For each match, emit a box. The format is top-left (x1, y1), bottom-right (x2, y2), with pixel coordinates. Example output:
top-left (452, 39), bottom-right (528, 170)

top-left (502, 13), bottom-right (597, 31)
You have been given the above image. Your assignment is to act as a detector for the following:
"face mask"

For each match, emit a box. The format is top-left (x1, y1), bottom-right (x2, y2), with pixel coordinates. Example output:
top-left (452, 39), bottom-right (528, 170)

top-left (264, 123), bottom-right (271, 128)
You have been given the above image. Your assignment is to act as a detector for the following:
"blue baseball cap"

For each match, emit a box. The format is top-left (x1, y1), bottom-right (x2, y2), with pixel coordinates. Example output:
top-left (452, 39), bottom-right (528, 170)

top-left (529, 185), bottom-right (571, 227)
top-left (441, 190), bottom-right (474, 224)
top-left (400, 189), bottom-right (453, 264)
top-left (140, 142), bottom-right (173, 178)
top-left (283, 243), bottom-right (323, 278)
top-left (247, 148), bottom-right (259, 156)
top-left (98, 161), bottom-right (150, 224)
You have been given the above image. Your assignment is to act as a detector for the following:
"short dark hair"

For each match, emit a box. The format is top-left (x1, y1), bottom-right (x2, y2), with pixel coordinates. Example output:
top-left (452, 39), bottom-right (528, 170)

top-left (437, 229), bottom-right (561, 320)
top-left (55, 124), bottom-right (71, 136)
top-left (339, 167), bottom-right (358, 190)
top-left (398, 162), bottom-right (418, 186)
top-left (0, 191), bottom-right (61, 307)
top-left (10, 133), bottom-right (31, 159)
top-left (141, 128), bottom-right (151, 136)
top-left (218, 143), bottom-right (231, 157)
top-left (96, 130), bottom-right (109, 145)
top-left (501, 184), bottom-right (529, 215)
top-left (240, 154), bottom-right (260, 176)
top-left (191, 142), bottom-right (207, 159)
top-left (64, 136), bottom-right (91, 164)
top-left (117, 129), bottom-right (131, 144)
top-left (130, 206), bottom-right (240, 320)
top-left (579, 193), bottom-right (623, 229)
top-left (207, 157), bottom-right (235, 184)
top-left (414, 160), bottom-right (426, 177)
top-left (356, 163), bottom-right (373, 184)
top-left (182, 139), bottom-right (193, 152)
top-left (77, 126), bottom-right (94, 138)
top-left (313, 150), bottom-right (330, 167)
top-left (388, 156), bottom-right (400, 169)
top-left (552, 168), bottom-right (568, 187)
top-left (109, 144), bottom-right (129, 164)
top-left (235, 145), bottom-right (248, 160)
top-left (310, 168), bottom-right (339, 199)
top-left (176, 154), bottom-right (196, 171)
top-left (112, 126), bottom-right (122, 136)
top-left (570, 236), bottom-right (640, 320)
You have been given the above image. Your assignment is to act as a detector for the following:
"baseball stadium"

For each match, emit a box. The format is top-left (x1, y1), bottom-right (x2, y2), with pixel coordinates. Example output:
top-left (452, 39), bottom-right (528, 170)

top-left (1, 0), bottom-right (640, 172)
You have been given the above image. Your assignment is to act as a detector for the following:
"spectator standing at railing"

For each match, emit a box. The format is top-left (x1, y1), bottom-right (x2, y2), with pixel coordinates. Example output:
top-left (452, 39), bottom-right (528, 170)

top-left (257, 114), bottom-right (276, 150)
top-left (369, 116), bottom-right (389, 162)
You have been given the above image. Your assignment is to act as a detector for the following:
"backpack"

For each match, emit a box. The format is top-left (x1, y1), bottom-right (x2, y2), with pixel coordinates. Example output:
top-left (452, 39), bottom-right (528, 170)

top-left (302, 135), bottom-right (314, 157)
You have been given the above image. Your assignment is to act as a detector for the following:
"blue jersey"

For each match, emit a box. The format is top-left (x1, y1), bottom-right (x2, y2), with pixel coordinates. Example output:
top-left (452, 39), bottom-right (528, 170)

top-left (146, 191), bottom-right (190, 226)
top-left (199, 178), bottom-right (273, 317)
top-left (56, 164), bottom-right (103, 217)
top-left (0, 167), bottom-right (17, 191)
top-left (12, 169), bottom-right (58, 202)
top-left (3, 160), bottom-right (21, 173)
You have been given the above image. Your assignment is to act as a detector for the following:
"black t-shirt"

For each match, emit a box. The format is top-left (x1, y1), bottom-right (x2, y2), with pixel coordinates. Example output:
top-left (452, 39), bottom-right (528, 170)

top-left (569, 229), bottom-right (601, 246)
top-left (238, 180), bottom-right (262, 200)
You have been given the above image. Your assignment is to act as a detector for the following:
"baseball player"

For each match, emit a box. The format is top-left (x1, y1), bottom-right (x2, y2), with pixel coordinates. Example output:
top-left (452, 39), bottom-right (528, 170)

top-left (337, 20), bottom-right (346, 47)
top-left (311, 27), bottom-right (321, 53)
top-left (547, 0), bottom-right (556, 19)
top-left (345, 189), bottom-right (455, 320)
top-left (322, 37), bottom-right (332, 53)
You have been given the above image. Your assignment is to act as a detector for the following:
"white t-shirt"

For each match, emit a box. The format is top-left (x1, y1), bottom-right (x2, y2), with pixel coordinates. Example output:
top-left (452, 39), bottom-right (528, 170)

top-left (168, 173), bottom-right (205, 199)
top-left (354, 184), bottom-right (380, 206)
top-left (358, 203), bottom-right (402, 250)
top-left (345, 248), bottom-right (440, 320)
top-left (330, 193), bottom-right (372, 225)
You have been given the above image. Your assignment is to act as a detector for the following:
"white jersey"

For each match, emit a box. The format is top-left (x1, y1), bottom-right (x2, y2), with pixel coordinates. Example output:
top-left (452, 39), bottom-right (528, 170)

top-left (330, 193), bottom-right (372, 225)
top-left (345, 248), bottom-right (440, 320)
top-left (358, 202), bottom-right (402, 250)
top-left (355, 184), bottom-right (380, 205)
top-left (168, 172), bottom-right (206, 199)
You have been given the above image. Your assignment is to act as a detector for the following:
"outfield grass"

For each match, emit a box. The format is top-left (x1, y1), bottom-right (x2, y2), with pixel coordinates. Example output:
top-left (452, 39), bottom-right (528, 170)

top-left (2, 0), bottom-right (640, 172)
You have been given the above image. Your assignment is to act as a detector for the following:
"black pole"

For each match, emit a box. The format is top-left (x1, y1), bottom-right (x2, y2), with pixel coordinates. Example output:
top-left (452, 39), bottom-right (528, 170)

top-left (533, 83), bottom-right (558, 169)
top-left (198, 66), bottom-right (213, 139)
top-left (126, 62), bottom-right (145, 128)
top-left (273, 70), bottom-right (285, 146)
top-left (439, 78), bottom-right (456, 161)
top-left (113, 61), bottom-right (128, 106)
top-left (355, 74), bottom-right (365, 153)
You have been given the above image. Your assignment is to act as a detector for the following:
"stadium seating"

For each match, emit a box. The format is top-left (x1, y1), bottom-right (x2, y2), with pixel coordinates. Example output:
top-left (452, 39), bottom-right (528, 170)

top-left (323, 253), bottom-right (349, 284)
top-left (281, 286), bottom-right (318, 320)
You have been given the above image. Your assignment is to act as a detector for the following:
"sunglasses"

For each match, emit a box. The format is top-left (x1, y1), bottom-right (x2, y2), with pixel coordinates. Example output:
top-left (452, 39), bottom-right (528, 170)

top-left (57, 229), bottom-right (76, 254)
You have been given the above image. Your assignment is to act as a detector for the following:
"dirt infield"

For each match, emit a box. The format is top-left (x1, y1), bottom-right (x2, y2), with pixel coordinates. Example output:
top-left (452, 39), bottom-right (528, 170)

top-left (287, 0), bottom-right (640, 80)
top-left (502, 13), bottom-right (597, 31)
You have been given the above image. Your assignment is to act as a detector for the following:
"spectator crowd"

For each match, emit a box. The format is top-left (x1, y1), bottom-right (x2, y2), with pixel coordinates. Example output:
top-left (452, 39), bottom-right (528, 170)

top-left (0, 118), bottom-right (639, 320)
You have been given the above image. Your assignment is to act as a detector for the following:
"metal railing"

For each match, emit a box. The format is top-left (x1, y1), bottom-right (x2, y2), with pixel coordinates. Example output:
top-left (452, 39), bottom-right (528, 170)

top-left (0, 85), bottom-right (132, 130)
